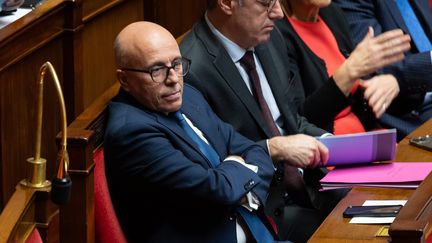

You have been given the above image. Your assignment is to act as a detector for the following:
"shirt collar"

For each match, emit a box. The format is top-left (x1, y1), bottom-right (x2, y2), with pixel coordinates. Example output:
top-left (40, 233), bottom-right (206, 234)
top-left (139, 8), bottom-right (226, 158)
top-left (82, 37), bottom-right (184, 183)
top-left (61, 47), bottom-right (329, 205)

top-left (205, 12), bottom-right (254, 63)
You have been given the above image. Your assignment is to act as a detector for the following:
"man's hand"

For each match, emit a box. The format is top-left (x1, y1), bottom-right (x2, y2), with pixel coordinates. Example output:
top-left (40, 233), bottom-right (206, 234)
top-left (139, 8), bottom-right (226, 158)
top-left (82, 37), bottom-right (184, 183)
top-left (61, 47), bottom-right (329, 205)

top-left (268, 134), bottom-right (329, 168)
top-left (360, 75), bottom-right (400, 118)
top-left (224, 155), bottom-right (245, 163)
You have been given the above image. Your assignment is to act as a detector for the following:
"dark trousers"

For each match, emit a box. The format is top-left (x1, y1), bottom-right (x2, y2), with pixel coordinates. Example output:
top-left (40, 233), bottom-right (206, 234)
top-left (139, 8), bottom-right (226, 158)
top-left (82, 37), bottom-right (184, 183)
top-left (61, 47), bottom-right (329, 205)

top-left (265, 168), bottom-right (349, 243)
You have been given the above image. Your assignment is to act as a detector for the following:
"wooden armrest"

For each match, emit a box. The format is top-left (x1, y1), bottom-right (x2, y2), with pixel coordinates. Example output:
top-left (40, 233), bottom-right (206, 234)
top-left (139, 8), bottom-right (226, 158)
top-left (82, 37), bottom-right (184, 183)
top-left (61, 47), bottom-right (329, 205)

top-left (0, 185), bottom-right (49, 243)
top-left (58, 82), bottom-right (119, 243)
top-left (389, 171), bottom-right (432, 243)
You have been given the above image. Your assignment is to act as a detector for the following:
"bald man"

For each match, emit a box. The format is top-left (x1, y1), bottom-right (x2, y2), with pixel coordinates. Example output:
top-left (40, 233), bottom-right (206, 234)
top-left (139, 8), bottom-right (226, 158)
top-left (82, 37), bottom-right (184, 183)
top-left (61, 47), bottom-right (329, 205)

top-left (104, 22), bottom-right (281, 243)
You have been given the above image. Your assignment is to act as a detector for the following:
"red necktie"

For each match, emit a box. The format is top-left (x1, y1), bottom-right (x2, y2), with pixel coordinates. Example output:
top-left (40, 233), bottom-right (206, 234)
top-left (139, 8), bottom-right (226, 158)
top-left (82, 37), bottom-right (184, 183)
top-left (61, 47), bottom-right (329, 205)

top-left (239, 51), bottom-right (311, 207)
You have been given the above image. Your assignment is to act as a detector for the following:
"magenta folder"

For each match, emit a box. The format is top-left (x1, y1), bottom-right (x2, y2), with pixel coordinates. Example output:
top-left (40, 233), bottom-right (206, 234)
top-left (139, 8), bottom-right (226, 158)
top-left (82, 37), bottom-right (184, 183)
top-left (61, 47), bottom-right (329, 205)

top-left (320, 162), bottom-right (432, 190)
top-left (318, 129), bottom-right (396, 166)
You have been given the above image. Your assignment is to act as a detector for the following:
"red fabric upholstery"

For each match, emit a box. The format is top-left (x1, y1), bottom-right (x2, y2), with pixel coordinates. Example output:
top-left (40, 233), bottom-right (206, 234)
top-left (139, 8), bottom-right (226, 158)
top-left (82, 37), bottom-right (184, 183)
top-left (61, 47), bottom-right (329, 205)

top-left (25, 228), bottom-right (43, 243)
top-left (94, 148), bottom-right (127, 243)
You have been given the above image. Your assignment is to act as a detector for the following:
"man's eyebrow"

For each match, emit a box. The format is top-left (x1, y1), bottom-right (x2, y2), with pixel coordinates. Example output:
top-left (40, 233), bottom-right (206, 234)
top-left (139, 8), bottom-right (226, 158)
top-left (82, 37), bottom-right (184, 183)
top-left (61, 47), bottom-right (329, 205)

top-left (148, 57), bottom-right (182, 68)
top-left (147, 62), bottom-right (166, 68)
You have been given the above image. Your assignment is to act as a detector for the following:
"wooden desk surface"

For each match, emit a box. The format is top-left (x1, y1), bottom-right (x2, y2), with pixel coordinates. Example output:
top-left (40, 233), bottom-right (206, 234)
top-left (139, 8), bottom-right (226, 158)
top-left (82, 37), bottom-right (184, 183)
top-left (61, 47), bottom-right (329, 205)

top-left (309, 119), bottom-right (432, 242)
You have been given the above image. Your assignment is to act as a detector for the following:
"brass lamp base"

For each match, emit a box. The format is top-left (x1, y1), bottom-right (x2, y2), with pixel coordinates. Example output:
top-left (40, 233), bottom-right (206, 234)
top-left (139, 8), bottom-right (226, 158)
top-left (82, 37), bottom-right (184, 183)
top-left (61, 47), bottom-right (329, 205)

top-left (20, 178), bottom-right (51, 189)
top-left (20, 157), bottom-right (51, 189)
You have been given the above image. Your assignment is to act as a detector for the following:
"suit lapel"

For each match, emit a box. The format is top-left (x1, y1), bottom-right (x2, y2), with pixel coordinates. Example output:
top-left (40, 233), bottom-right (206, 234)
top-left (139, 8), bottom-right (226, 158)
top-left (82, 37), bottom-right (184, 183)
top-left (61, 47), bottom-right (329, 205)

top-left (411, 0), bottom-right (432, 39)
top-left (197, 19), bottom-right (273, 137)
top-left (384, 0), bottom-right (410, 34)
top-left (155, 109), bottom-right (214, 168)
top-left (384, 0), bottom-right (432, 49)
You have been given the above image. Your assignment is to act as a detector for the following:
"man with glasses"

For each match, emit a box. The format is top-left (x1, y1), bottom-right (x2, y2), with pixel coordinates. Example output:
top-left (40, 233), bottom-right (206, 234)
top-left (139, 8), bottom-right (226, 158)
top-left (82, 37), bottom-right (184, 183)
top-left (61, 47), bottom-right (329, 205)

top-left (105, 21), bottom-right (286, 243)
top-left (180, 0), bottom-right (347, 242)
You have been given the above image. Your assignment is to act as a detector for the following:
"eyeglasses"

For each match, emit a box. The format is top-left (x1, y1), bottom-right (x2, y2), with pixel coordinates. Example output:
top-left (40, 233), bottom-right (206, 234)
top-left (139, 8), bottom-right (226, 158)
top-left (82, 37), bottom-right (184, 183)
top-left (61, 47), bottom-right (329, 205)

top-left (256, 0), bottom-right (278, 12)
top-left (120, 57), bottom-right (191, 83)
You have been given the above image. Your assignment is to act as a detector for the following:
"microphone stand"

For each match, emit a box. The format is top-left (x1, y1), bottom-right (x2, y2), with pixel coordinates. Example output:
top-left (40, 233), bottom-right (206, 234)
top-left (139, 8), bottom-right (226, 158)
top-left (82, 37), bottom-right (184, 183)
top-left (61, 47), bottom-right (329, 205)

top-left (20, 61), bottom-right (71, 204)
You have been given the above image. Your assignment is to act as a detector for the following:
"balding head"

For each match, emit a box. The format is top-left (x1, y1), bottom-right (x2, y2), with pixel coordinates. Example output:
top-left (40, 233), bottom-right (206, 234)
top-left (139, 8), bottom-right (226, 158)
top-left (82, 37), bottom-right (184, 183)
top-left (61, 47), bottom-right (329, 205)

top-left (114, 22), bottom-right (184, 114)
top-left (115, 21), bottom-right (178, 68)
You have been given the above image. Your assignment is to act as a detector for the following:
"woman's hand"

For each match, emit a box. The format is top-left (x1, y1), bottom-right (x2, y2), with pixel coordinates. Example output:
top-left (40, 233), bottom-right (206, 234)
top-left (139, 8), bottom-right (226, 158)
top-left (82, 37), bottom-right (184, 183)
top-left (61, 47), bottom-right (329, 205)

top-left (360, 74), bottom-right (400, 118)
top-left (333, 27), bottom-right (410, 96)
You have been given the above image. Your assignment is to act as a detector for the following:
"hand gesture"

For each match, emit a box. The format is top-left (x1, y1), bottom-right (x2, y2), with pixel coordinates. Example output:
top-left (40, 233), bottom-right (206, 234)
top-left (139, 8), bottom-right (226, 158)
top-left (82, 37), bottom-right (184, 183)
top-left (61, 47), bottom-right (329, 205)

top-left (360, 75), bottom-right (400, 118)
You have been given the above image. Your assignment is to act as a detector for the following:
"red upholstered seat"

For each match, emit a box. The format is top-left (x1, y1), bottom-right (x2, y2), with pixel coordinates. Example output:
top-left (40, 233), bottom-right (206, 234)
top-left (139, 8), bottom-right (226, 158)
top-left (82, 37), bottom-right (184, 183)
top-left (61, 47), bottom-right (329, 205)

top-left (25, 228), bottom-right (43, 243)
top-left (94, 148), bottom-right (127, 243)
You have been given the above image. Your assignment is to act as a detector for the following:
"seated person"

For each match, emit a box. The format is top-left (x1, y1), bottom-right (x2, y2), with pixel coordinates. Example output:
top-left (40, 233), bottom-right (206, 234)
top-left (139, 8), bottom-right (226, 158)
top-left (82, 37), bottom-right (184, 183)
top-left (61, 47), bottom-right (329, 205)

top-left (334, 0), bottom-right (432, 139)
top-left (276, 0), bottom-right (411, 135)
top-left (104, 21), bottom-right (281, 243)
top-left (179, 1), bottom-right (340, 242)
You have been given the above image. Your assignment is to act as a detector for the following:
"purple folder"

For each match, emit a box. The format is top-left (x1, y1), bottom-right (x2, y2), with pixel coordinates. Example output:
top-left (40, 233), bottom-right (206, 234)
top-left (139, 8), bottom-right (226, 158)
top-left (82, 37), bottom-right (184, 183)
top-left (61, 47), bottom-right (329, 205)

top-left (317, 129), bottom-right (396, 166)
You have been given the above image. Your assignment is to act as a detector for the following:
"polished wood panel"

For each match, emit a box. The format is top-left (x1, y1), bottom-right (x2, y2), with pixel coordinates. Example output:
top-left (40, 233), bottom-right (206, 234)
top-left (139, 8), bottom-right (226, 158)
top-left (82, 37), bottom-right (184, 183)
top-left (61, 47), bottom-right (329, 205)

top-left (145, 0), bottom-right (207, 37)
top-left (389, 172), bottom-right (432, 243)
top-left (80, 0), bottom-right (144, 112)
top-left (394, 118), bottom-right (432, 162)
top-left (0, 184), bottom-right (52, 243)
top-left (0, 0), bottom-right (68, 212)
top-left (309, 188), bottom-right (414, 243)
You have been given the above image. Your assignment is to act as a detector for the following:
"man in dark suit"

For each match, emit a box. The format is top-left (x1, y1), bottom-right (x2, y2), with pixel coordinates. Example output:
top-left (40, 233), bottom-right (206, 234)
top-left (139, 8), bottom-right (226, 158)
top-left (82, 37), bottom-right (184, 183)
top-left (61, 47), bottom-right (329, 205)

top-left (104, 21), bottom-right (278, 243)
top-left (334, 0), bottom-right (432, 139)
top-left (179, 0), bottom-right (347, 242)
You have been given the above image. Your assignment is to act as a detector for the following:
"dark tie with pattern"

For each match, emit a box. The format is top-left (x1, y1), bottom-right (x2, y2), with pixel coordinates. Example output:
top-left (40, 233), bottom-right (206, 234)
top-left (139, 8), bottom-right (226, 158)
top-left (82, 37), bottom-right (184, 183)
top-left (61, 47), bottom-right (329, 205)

top-left (239, 51), bottom-right (311, 207)
top-left (172, 111), bottom-right (275, 242)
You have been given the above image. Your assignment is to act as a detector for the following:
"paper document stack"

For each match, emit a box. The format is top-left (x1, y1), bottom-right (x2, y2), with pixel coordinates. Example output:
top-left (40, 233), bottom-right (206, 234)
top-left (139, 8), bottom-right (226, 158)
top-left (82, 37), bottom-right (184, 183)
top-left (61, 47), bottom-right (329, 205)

top-left (320, 162), bottom-right (432, 190)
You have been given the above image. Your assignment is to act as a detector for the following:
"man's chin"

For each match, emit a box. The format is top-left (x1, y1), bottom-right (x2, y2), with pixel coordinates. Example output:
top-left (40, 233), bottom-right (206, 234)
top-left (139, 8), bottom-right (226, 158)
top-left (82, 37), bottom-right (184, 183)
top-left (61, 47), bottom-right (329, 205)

top-left (162, 102), bottom-right (182, 114)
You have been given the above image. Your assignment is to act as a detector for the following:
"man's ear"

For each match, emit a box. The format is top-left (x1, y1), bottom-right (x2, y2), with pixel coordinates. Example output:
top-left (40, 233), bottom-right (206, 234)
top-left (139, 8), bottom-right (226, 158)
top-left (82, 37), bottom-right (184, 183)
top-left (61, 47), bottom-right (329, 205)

top-left (218, 0), bottom-right (234, 15)
top-left (117, 69), bottom-right (130, 91)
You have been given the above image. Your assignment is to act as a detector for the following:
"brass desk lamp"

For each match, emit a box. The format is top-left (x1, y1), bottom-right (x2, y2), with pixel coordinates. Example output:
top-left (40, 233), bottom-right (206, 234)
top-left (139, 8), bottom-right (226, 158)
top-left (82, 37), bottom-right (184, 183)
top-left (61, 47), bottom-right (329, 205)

top-left (20, 61), bottom-right (72, 205)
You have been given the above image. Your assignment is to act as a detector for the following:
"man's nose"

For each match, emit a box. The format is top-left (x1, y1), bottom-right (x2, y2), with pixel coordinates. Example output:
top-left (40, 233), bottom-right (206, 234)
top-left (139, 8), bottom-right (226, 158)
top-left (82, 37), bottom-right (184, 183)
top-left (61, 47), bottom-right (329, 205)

top-left (165, 68), bottom-right (180, 84)
top-left (268, 0), bottom-right (284, 20)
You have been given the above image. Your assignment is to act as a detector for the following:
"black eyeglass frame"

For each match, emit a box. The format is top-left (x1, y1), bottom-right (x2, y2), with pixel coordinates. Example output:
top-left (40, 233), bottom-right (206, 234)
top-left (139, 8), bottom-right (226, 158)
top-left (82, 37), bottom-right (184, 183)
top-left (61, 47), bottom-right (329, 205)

top-left (256, 0), bottom-right (278, 12)
top-left (120, 57), bottom-right (191, 83)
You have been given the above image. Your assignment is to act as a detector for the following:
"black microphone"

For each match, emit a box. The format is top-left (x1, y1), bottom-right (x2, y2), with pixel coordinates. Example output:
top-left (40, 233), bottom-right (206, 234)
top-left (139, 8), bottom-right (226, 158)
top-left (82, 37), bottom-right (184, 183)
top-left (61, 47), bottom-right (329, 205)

top-left (51, 175), bottom-right (72, 205)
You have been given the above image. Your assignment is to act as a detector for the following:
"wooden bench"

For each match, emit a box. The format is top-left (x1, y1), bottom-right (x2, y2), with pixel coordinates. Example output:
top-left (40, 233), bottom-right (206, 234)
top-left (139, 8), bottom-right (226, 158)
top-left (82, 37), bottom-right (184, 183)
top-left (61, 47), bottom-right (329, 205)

top-left (389, 171), bottom-right (432, 243)
top-left (59, 83), bottom-right (120, 243)
top-left (0, 184), bottom-right (47, 243)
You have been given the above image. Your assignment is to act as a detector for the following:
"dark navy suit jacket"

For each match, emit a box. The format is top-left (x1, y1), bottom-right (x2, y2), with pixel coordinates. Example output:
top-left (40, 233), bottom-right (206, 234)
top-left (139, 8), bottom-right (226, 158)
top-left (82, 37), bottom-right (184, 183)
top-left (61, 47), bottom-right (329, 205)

top-left (334, 0), bottom-right (432, 102)
top-left (104, 84), bottom-right (275, 243)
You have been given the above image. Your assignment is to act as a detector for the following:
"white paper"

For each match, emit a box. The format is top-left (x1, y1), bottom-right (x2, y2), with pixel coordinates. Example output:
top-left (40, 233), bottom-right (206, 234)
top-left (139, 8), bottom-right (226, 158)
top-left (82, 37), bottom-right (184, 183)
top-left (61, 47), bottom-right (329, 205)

top-left (349, 200), bottom-right (407, 224)
top-left (0, 8), bottom-right (32, 29)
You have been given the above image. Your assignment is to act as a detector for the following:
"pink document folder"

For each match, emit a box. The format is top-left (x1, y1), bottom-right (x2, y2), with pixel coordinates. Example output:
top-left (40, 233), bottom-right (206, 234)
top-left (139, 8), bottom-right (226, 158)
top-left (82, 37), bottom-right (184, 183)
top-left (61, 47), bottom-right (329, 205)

top-left (320, 162), bottom-right (432, 189)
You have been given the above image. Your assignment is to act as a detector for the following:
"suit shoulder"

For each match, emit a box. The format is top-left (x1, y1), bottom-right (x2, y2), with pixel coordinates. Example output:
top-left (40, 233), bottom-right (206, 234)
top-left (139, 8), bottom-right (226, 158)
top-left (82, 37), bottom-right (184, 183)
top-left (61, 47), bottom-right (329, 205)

top-left (105, 101), bottom-right (155, 136)
top-left (183, 84), bottom-right (206, 102)
top-left (179, 29), bottom-right (198, 53)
